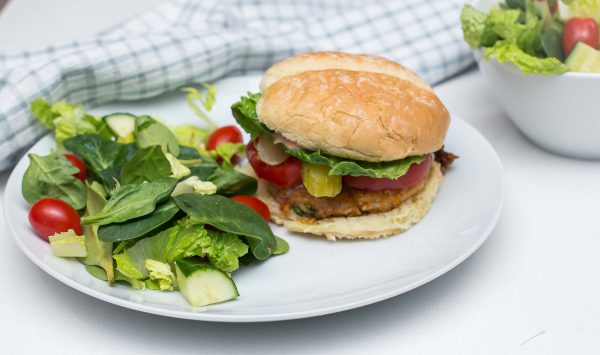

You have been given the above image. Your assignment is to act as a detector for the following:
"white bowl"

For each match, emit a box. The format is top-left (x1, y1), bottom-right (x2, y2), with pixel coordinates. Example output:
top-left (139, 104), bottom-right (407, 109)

top-left (472, 0), bottom-right (600, 159)
top-left (475, 53), bottom-right (600, 159)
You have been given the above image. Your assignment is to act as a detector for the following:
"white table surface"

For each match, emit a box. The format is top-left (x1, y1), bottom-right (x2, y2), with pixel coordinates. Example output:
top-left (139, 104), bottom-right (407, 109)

top-left (1, 1), bottom-right (599, 354)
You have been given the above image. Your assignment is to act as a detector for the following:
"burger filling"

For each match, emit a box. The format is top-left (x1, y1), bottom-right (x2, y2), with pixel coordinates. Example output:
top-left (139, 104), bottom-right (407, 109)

top-left (232, 92), bottom-right (457, 221)
top-left (247, 138), bottom-right (456, 221)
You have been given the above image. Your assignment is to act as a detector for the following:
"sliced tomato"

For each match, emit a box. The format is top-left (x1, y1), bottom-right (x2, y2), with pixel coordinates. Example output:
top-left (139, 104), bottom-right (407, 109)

top-left (28, 198), bottom-right (83, 241)
top-left (246, 141), bottom-right (302, 188)
top-left (64, 153), bottom-right (87, 181)
top-left (230, 195), bottom-right (271, 222)
top-left (343, 154), bottom-right (433, 191)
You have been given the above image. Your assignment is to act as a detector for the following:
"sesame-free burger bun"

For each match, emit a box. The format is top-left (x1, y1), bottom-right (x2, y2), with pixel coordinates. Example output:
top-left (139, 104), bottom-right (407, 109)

top-left (256, 52), bottom-right (450, 162)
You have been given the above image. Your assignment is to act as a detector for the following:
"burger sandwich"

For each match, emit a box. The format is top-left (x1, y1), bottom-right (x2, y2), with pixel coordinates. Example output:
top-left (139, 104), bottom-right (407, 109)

top-left (231, 52), bottom-right (456, 240)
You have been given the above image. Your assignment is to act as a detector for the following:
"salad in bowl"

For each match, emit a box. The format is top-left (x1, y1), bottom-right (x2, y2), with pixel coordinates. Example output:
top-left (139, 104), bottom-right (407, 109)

top-left (462, 0), bottom-right (600, 159)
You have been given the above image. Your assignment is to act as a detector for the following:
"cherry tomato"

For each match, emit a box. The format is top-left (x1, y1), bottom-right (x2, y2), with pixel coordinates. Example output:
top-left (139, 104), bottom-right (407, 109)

top-left (206, 125), bottom-right (243, 150)
top-left (64, 153), bottom-right (86, 181)
top-left (246, 141), bottom-right (302, 188)
top-left (28, 198), bottom-right (83, 241)
top-left (230, 195), bottom-right (271, 222)
top-left (562, 17), bottom-right (600, 56)
top-left (343, 154), bottom-right (433, 191)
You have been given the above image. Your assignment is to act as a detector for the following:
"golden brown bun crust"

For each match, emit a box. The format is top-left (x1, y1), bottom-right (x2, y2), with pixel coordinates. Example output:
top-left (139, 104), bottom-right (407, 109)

top-left (254, 162), bottom-right (444, 240)
top-left (257, 68), bottom-right (450, 162)
top-left (260, 51), bottom-right (432, 92)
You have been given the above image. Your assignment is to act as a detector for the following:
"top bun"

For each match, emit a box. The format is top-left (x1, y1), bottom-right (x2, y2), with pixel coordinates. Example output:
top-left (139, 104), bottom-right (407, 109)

top-left (256, 52), bottom-right (450, 162)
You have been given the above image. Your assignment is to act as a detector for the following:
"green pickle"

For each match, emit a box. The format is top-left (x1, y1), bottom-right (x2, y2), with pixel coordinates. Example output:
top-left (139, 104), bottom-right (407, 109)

top-left (301, 162), bottom-right (342, 197)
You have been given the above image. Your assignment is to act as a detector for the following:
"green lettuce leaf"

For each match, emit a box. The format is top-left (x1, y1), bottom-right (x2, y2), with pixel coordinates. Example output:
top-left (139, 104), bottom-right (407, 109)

top-left (113, 224), bottom-right (207, 280)
top-left (145, 260), bottom-right (176, 291)
top-left (113, 223), bottom-right (248, 285)
top-left (203, 230), bottom-right (248, 273)
top-left (231, 92), bottom-right (271, 138)
top-left (30, 99), bottom-right (113, 147)
top-left (172, 124), bottom-right (210, 151)
top-left (285, 149), bottom-right (425, 179)
top-left (485, 40), bottom-right (569, 74)
top-left (182, 85), bottom-right (218, 130)
top-left (210, 142), bottom-right (245, 167)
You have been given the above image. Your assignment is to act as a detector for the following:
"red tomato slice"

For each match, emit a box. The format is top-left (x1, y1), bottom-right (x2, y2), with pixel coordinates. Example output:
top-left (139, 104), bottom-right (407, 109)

top-left (28, 198), bottom-right (83, 241)
top-left (64, 153), bottom-right (87, 181)
top-left (343, 154), bottom-right (433, 191)
top-left (206, 125), bottom-right (243, 150)
top-left (230, 195), bottom-right (271, 222)
top-left (246, 141), bottom-right (302, 188)
top-left (562, 17), bottom-right (600, 56)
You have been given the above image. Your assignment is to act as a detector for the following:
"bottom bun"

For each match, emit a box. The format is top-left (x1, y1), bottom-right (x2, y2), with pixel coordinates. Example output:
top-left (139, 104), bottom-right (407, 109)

top-left (251, 161), bottom-right (444, 241)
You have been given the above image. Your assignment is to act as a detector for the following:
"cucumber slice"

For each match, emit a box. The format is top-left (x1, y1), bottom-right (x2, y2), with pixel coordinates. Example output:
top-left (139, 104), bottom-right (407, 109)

top-left (175, 258), bottom-right (239, 307)
top-left (104, 113), bottom-right (136, 142)
top-left (565, 42), bottom-right (600, 73)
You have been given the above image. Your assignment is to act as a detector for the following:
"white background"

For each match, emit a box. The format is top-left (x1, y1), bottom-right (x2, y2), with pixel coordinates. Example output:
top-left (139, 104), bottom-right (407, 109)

top-left (1, 0), bottom-right (599, 354)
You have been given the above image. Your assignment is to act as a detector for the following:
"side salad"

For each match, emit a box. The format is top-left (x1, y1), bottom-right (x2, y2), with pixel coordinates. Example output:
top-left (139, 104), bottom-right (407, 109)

top-left (22, 86), bottom-right (288, 307)
top-left (461, 0), bottom-right (600, 74)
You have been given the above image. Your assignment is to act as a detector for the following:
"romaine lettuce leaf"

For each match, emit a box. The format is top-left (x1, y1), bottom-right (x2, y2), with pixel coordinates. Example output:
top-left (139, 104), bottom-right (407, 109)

top-left (231, 92), bottom-right (271, 138)
top-left (30, 99), bottom-right (113, 147)
top-left (285, 148), bottom-right (425, 179)
top-left (485, 40), bottom-right (569, 74)
top-left (114, 222), bottom-right (248, 285)
top-left (203, 230), bottom-right (248, 273)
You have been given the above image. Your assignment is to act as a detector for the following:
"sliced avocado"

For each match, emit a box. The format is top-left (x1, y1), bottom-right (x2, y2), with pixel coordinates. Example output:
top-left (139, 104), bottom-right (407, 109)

top-left (49, 230), bottom-right (87, 258)
top-left (565, 42), bottom-right (600, 73)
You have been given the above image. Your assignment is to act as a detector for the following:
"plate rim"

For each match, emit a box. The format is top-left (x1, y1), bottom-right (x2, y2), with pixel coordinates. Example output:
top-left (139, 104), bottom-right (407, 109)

top-left (4, 106), bottom-right (505, 323)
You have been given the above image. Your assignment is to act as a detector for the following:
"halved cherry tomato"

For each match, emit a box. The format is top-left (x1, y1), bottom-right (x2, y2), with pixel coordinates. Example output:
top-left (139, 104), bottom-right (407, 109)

top-left (64, 153), bottom-right (86, 181)
top-left (206, 125), bottom-right (243, 150)
top-left (230, 195), bottom-right (271, 222)
top-left (28, 198), bottom-right (83, 241)
top-left (343, 154), bottom-right (433, 191)
top-left (562, 17), bottom-right (600, 56)
top-left (246, 141), bottom-right (302, 188)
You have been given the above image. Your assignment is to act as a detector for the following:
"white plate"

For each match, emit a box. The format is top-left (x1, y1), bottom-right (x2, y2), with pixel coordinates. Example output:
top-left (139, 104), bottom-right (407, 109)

top-left (4, 75), bottom-right (505, 322)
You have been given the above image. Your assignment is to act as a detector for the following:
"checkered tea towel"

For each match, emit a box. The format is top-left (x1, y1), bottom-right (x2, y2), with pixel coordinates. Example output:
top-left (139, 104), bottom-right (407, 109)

top-left (0, 0), bottom-right (473, 171)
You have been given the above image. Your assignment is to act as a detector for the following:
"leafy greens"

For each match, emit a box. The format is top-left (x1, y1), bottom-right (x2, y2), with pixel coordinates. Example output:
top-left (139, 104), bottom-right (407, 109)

top-left (231, 93), bottom-right (425, 179)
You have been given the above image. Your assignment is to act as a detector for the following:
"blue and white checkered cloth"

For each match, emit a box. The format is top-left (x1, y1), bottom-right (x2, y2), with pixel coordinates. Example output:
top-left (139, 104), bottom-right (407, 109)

top-left (0, 0), bottom-right (472, 171)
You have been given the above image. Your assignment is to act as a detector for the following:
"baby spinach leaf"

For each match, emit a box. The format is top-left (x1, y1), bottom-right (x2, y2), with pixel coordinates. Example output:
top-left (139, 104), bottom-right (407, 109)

top-left (207, 169), bottom-right (257, 196)
top-left (135, 115), bottom-right (180, 157)
top-left (173, 193), bottom-right (276, 260)
top-left (120, 145), bottom-right (171, 185)
top-left (183, 154), bottom-right (219, 180)
top-left (178, 145), bottom-right (202, 160)
top-left (82, 178), bottom-right (177, 226)
top-left (22, 153), bottom-right (86, 209)
top-left (97, 200), bottom-right (180, 242)
top-left (63, 134), bottom-right (136, 189)
top-left (273, 236), bottom-right (289, 255)
top-left (80, 184), bottom-right (114, 283)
